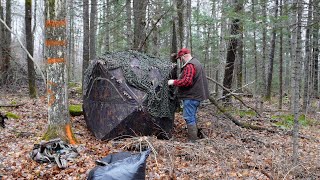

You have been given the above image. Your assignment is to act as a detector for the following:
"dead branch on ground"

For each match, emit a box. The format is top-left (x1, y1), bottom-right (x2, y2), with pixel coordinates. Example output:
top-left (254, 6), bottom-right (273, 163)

top-left (206, 77), bottom-right (261, 117)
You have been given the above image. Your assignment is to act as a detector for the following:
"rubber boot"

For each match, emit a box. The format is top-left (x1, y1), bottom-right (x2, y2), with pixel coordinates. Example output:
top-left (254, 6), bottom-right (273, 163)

top-left (187, 124), bottom-right (198, 142)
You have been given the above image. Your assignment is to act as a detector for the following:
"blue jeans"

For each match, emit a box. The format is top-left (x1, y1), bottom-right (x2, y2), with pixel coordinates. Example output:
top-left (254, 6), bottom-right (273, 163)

top-left (183, 99), bottom-right (200, 125)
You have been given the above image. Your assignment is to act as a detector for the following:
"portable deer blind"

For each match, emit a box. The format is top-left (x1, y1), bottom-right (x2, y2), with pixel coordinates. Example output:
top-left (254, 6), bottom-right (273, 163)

top-left (83, 51), bottom-right (177, 140)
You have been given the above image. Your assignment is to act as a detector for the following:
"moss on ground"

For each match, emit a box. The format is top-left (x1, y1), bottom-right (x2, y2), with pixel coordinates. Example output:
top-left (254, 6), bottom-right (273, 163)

top-left (6, 112), bottom-right (20, 119)
top-left (272, 114), bottom-right (317, 129)
top-left (69, 104), bottom-right (83, 116)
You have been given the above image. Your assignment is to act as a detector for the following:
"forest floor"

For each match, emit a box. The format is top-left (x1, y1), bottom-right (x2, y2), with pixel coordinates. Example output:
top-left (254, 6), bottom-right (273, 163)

top-left (0, 86), bottom-right (320, 180)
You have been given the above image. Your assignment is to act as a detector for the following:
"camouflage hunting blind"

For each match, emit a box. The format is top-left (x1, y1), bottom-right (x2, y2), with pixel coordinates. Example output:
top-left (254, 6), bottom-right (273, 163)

top-left (83, 51), bottom-right (177, 140)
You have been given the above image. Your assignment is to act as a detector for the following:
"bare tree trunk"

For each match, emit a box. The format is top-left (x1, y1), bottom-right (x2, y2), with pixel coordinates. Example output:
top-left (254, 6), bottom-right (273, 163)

top-left (67, 0), bottom-right (75, 81)
top-left (171, 20), bottom-right (177, 55)
top-left (218, 0), bottom-right (227, 98)
top-left (176, 0), bottom-right (184, 49)
top-left (312, 0), bottom-right (319, 98)
top-left (152, 1), bottom-right (160, 56)
top-left (204, 24), bottom-right (210, 68)
top-left (260, 0), bottom-right (267, 105)
top-left (252, 0), bottom-right (259, 109)
top-left (266, 0), bottom-right (279, 100)
top-left (125, 0), bottom-right (132, 49)
top-left (236, 1), bottom-right (244, 89)
top-left (279, 0), bottom-right (283, 109)
top-left (292, 0), bottom-right (303, 165)
top-left (44, 0), bottom-right (76, 144)
top-left (302, 1), bottom-right (312, 113)
top-left (196, 0), bottom-right (200, 38)
top-left (83, 0), bottom-right (90, 80)
top-left (236, 27), bottom-right (243, 92)
top-left (290, 0), bottom-right (297, 112)
top-left (0, 0), bottom-right (4, 79)
top-left (25, 0), bottom-right (37, 98)
top-left (103, 0), bottom-right (110, 52)
top-left (2, 0), bottom-right (11, 83)
top-left (133, 0), bottom-right (147, 51)
top-left (90, 0), bottom-right (97, 59)
top-left (222, 0), bottom-right (242, 103)
top-left (185, 0), bottom-right (191, 48)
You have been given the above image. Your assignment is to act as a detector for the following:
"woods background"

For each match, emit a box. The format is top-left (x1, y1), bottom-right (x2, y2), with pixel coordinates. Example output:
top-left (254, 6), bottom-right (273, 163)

top-left (1, 0), bottom-right (319, 110)
top-left (0, 0), bottom-right (319, 178)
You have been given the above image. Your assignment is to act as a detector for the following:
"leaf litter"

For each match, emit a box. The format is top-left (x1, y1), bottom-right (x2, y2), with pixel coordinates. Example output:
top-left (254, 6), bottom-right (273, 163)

top-left (0, 88), bottom-right (319, 179)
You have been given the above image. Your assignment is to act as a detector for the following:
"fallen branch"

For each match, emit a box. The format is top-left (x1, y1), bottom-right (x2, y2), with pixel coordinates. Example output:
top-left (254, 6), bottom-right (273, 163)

top-left (208, 96), bottom-right (319, 143)
top-left (0, 103), bottom-right (26, 108)
top-left (208, 96), bottom-right (275, 133)
top-left (206, 77), bottom-right (261, 117)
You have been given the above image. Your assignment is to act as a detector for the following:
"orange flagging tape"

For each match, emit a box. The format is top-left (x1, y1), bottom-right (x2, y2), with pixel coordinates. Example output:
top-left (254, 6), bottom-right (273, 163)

top-left (46, 40), bottom-right (66, 46)
top-left (65, 123), bottom-right (76, 145)
top-left (45, 20), bottom-right (66, 27)
top-left (47, 58), bottom-right (65, 64)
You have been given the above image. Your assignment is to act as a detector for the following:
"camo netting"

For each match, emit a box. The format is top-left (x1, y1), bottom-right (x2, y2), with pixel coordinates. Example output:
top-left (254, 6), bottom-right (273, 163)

top-left (83, 51), bottom-right (176, 118)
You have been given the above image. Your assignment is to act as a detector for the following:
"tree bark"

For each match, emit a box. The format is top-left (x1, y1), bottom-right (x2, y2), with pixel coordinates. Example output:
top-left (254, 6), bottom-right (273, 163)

top-left (133, 0), bottom-right (147, 51)
top-left (284, 0), bottom-right (291, 102)
top-left (312, 0), bottom-right (320, 98)
top-left (90, 0), bottom-right (97, 59)
top-left (302, 1), bottom-right (312, 112)
top-left (67, 0), bottom-right (75, 81)
top-left (152, 0), bottom-right (160, 56)
top-left (222, 0), bottom-right (242, 103)
top-left (265, 0), bottom-right (279, 100)
top-left (176, 0), bottom-right (184, 49)
top-left (2, 0), bottom-right (11, 83)
top-left (0, 0), bottom-right (4, 77)
top-left (217, 0), bottom-right (227, 98)
top-left (278, 0), bottom-right (283, 109)
top-left (103, 0), bottom-right (110, 52)
top-left (171, 20), bottom-right (177, 55)
top-left (44, 0), bottom-right (76, 144)
top-left (82, 0), bottom-right (90, 81)
top-left (292, 0), bottom-right (303, 165)
top-left (185, 0), bottom-right (191, 48)
top-left (125, 0), bottom-right (131, 49)
top-left (252, 0), bottom-right (259, 109)
top-left (236, 26), bottom-right (243, 92)
top-left (260, 0), bottom-right (267, 101)
top-left (26, 0), bottom-right (37, 98)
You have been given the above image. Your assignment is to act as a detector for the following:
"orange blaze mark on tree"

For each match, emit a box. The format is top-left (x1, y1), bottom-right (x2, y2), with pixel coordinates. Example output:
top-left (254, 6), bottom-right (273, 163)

top-left (65, 123), bottom-right (77, 144)
top-left (46, 40), bottom-right (66, 46)
top-left (47, 58), bottom-right (65, 64)
top-left (45, 20), bottom-right (66, 27)
top-left (47, 81), bottom-right (57, 107)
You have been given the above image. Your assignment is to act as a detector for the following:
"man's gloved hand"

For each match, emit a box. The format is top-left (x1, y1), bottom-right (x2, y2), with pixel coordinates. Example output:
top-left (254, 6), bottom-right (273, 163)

top-left (168, 80), bottom-right (175, 86)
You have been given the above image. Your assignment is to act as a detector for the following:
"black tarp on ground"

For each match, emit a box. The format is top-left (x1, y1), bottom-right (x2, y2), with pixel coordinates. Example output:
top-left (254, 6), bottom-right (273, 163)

top-left (87, 149), bottom-right (151, 180)
top-left (83, 51), bottom-right (177, 140)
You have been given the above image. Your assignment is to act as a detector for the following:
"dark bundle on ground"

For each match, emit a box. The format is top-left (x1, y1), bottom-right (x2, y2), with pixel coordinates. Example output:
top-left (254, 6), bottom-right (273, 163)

top-left (0, 113), bottom-right (8, 128)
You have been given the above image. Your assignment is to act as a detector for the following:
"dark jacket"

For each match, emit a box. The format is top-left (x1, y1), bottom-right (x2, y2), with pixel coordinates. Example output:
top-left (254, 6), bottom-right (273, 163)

top-left (177, 58), bottom-right (209, 101)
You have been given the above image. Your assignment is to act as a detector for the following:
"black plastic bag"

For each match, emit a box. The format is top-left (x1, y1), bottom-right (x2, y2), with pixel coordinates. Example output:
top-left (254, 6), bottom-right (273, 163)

top-left (88, 149), bottom-right (151, 180)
